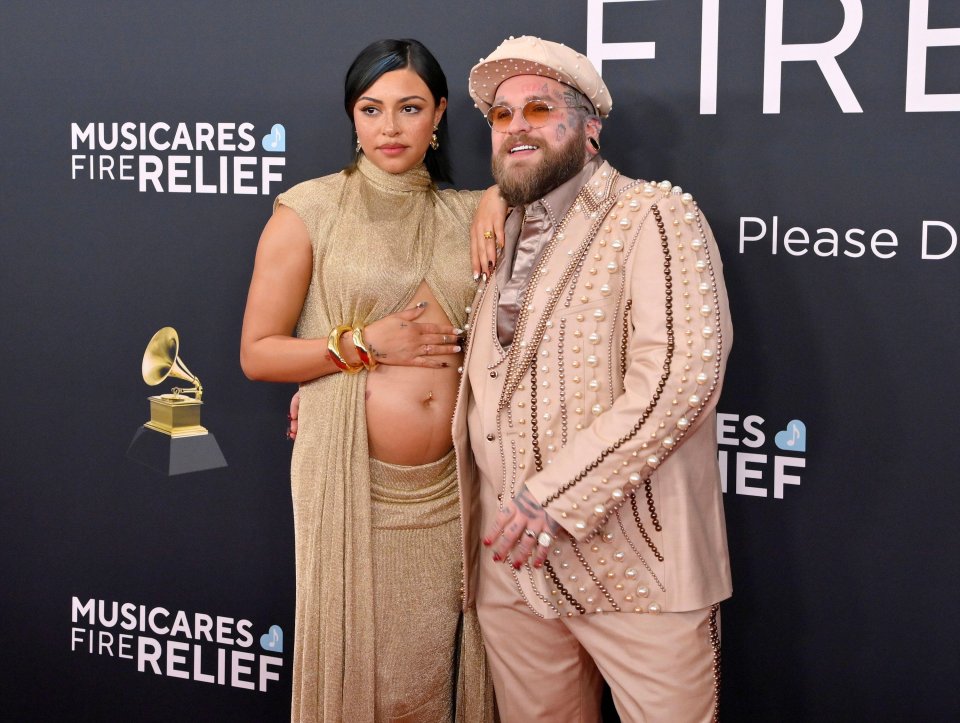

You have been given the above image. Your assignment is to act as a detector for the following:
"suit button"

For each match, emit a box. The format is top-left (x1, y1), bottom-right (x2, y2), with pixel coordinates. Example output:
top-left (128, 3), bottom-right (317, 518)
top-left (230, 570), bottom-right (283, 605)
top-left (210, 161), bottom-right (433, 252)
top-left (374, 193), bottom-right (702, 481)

top-left (486, 433), bottom-right (495, 441)
top-left (489, 371), bottom-right (498, 378)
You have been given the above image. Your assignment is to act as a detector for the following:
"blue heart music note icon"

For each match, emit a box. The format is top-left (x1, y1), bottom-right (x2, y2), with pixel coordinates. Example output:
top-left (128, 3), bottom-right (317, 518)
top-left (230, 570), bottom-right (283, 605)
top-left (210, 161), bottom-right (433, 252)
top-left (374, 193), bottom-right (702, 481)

top-left (259, 624), bottom-right (284, 653)
top-left (261, 124), bottom-right (286, 152)
top-left (774, 419), bottom-right (806, 453)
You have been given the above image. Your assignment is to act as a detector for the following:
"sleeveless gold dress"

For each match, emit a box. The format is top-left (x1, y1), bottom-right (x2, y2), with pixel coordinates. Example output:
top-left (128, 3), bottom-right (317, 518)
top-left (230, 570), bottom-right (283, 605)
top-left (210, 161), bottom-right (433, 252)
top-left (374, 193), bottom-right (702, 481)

top-left (275, 156), bottom-right (494, 723)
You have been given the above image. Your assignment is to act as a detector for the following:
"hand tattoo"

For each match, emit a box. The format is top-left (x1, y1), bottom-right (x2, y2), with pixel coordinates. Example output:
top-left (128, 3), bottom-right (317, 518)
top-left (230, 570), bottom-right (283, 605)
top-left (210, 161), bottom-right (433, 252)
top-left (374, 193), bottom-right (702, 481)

top-left (516, 486), bottom-right (560, 534)
top-left (514, 489), bottom-right (542, 517)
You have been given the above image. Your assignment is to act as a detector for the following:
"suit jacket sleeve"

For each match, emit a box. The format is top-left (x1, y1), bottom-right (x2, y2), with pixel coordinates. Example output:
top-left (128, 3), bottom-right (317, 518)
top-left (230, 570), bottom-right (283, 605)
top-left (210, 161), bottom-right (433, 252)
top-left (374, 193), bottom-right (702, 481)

top-left (525, 192), bottom-right (732, 541)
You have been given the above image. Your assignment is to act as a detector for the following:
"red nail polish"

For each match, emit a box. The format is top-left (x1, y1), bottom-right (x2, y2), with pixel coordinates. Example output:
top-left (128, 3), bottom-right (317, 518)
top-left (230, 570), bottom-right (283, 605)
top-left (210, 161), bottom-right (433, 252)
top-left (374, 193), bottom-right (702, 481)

top-left (492, 553), bottom-right (501, 562)
top-left (482, 538), bottom-right (491, 546)
top-left (513, 560), bottom-right (522, 570)
top-left (287, 413), bottom-right (292, 420)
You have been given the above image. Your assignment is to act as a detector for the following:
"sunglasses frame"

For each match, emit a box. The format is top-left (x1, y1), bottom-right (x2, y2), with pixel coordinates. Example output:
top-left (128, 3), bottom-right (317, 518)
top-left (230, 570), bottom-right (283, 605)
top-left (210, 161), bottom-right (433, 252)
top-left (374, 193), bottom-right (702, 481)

top-left (485, 100), bottom-right (587, 132)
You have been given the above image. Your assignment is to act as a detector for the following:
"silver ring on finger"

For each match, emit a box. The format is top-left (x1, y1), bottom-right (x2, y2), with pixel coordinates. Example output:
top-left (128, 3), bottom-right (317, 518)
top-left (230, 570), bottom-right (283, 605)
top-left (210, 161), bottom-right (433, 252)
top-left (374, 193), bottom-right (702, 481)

top-left (537, 532), bottom-right (553, 548)
top-left (523, 529), bottom-right (538, 540)
top-left (442, 335), bottom-right (447, 344)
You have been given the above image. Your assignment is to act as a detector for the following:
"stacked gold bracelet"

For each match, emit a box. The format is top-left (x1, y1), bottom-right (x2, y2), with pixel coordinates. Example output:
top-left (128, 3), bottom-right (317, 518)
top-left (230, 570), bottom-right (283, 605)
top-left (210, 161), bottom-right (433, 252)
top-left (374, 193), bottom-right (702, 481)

top-left (351, 326), bottom-right (378, 370)
top-left (327, 324), bottom-right (363, 374)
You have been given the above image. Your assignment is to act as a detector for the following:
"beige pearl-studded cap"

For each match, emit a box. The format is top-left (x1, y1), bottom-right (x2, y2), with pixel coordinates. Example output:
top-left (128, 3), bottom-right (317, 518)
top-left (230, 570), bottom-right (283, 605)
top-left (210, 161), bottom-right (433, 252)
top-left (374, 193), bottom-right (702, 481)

top-left (469, 35), bottom-right (612, 118)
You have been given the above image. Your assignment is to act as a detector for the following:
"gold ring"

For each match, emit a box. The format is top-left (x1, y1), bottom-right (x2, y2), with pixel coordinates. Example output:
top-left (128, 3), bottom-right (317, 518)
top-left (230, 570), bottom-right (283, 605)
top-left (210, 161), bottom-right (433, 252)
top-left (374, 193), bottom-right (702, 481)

top-left (523, 529), bottom-right (538, 539)
top-left (482, 230), bottom-right (495, 240)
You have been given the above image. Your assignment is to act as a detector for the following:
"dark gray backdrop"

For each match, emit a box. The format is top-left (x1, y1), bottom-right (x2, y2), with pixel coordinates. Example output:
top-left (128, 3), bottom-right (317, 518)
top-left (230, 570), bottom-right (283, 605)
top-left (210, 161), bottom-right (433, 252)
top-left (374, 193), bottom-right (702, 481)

top-left (2, 1), bottom-right (958, 720)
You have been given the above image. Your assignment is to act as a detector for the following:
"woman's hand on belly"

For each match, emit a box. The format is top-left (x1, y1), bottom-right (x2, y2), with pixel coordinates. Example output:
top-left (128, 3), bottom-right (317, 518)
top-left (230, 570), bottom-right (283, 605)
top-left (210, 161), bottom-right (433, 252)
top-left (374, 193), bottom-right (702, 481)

top-left (365, 278), bottom-right (466, 465)
top-left (359, 301), bottom-right (461, 369)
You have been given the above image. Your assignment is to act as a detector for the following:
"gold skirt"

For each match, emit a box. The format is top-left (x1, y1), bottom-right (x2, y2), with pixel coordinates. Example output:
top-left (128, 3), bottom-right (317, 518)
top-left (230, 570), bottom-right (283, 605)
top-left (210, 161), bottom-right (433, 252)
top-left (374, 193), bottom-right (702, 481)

top-left (369, 451), bottom-right (493, 723)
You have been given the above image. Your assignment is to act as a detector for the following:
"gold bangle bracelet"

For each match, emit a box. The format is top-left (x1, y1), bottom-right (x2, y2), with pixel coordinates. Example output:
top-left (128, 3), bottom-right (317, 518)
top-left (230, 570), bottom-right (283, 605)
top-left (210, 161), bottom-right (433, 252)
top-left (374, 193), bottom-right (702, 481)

top-left (351, 326), bottom-right (378, 370)
top-left (327, 324), bottom-right (363, 374)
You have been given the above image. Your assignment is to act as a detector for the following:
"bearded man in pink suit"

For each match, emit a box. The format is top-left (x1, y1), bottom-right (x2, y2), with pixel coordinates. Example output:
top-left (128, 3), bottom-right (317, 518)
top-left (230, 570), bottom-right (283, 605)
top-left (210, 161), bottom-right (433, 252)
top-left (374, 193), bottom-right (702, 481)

top-left (453, 35), bottom-right (733, 722)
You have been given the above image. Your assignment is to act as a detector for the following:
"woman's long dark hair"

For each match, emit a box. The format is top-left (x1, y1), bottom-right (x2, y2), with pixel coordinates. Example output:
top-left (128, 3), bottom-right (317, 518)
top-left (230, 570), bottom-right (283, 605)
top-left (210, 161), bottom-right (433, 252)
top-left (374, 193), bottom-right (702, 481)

top-left (344, 38), bottom-right (452, 183)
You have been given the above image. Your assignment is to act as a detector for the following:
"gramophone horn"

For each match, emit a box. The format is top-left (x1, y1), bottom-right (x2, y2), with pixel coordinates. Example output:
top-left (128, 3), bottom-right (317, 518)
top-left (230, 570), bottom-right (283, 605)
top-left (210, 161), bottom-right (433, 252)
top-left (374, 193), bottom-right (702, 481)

top-left (141, 326), bottom-right (202, 399)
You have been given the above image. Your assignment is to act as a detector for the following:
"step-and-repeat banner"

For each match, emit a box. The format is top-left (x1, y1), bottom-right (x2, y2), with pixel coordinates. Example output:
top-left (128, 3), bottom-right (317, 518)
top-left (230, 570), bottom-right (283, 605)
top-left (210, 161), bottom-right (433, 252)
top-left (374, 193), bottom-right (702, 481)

top-left (2, 2), bottom-right (958, 720)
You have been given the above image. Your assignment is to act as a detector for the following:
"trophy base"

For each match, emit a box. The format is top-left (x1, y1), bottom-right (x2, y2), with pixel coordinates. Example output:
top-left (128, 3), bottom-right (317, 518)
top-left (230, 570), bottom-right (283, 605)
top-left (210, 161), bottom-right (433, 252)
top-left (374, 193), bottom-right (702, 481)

top-left (127, 426), bottom-right (227, 476)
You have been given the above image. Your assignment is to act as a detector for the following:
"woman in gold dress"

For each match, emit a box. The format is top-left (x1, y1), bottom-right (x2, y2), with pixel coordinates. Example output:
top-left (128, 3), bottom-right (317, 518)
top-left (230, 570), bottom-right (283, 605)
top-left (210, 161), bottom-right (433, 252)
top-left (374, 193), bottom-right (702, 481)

top-left (240, 39), bottom-right (502, 722)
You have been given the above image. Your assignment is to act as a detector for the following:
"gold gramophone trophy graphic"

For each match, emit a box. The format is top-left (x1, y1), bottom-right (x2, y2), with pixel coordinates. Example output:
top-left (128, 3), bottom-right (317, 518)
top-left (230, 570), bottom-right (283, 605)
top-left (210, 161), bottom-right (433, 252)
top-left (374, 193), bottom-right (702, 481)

top-left (126, 327), bottom-right (227, 475)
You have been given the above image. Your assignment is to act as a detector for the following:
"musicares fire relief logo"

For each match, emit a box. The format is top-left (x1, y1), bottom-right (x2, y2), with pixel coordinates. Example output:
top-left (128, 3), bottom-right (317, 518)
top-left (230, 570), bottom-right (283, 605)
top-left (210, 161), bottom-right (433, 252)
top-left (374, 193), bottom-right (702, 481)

top-left (70, 597), bottom-right (285, 692)
top-left (716, 412), bottom-right (806, 499)
top-left (70, 121), bottom-right (286, 195)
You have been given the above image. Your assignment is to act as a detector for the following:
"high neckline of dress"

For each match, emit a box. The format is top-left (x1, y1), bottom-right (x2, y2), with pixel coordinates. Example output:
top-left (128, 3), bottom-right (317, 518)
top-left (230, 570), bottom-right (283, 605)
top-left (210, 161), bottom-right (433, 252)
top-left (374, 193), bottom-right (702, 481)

top-left (356, 154), bottom-right (433, 194)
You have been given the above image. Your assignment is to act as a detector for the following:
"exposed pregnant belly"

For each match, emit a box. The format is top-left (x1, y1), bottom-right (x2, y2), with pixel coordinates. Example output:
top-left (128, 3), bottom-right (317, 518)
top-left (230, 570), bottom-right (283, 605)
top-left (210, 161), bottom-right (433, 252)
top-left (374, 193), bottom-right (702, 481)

top-left (364, 362), bottom-right (461, 465)
top-left (364, 281), bottom-right (464, 466)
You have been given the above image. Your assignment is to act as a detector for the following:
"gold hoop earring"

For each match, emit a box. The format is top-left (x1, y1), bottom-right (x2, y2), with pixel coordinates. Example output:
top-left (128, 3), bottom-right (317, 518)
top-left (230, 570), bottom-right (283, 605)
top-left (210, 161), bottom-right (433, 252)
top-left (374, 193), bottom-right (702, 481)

top-left (430, 126), bottom-right (439, 151)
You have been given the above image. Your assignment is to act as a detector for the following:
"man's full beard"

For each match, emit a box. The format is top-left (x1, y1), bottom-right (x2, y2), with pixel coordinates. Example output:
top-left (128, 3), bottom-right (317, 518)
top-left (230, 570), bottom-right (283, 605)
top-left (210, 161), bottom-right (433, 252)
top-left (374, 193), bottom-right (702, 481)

top-left (492, 123), bottom-right (587, 207)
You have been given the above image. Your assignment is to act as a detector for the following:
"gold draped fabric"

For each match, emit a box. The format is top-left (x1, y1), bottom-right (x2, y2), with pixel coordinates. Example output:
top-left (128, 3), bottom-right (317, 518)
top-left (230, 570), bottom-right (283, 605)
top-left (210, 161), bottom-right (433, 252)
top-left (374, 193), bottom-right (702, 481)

top-left (370, 451), bottom-right (478, 721)
top-left (275, 156), bottom-right (492, 723)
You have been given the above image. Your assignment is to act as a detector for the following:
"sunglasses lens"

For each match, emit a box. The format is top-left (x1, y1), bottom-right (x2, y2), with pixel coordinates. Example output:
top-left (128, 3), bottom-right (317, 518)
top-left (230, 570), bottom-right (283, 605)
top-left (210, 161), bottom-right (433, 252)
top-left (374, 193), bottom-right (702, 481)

top-left (487, 101), bottom-right (554, 130)
top-left (487, 106), bottom-right (513, 130)
top-left (523, 101), bottom-right (552, 127)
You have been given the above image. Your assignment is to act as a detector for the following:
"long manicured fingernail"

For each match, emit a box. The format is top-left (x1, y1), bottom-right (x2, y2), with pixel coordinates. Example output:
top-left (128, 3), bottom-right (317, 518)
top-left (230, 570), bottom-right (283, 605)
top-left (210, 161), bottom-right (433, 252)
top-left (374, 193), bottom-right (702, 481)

top-left (492, 553), bottom-right (501, 562)
top-left (482, 537), bottom-right (491, 546)
top-left (416, 301), bottom-right (428, 308)
top-left (481, 273), bottom-right (487, 283)
top-left (453, 345), bottom-right (461, 352)
top-left (473, 272), bottom-right (479, 281)
top-left (454, 328), bottom-right (463, 334)
top-left (513, 560), bottom-right (523, 570)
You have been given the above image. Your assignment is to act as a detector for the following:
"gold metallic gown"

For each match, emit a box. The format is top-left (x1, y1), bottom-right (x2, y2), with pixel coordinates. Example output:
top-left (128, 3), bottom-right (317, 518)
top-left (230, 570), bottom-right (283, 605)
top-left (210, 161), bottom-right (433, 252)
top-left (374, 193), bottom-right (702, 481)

top-left (275, 156), bottom-right (493, 723)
